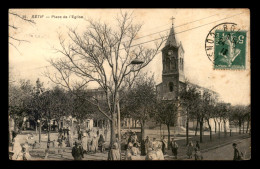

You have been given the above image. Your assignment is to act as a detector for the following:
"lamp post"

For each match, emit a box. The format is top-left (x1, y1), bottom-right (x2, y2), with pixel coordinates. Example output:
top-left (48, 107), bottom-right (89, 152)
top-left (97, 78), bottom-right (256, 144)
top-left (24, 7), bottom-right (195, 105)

top-left (116, 58), bottom-right (144, 160)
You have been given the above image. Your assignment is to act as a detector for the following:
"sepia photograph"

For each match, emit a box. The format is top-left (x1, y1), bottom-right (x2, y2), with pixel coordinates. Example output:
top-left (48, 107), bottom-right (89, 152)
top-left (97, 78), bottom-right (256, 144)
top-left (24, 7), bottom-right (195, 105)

top-left (8, 8), bottom-right (251, 161)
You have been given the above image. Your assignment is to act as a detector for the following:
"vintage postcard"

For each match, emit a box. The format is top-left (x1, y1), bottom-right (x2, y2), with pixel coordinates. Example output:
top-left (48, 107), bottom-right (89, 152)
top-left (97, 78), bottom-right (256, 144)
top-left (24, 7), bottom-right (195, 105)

top-left (8, 8), bottom-right (250, 161)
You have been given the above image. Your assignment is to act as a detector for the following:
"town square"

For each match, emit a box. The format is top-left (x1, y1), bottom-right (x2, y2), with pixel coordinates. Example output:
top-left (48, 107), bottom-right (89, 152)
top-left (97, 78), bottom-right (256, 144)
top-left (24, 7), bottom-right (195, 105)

top-left (8, 8), bottom-right (250, 161)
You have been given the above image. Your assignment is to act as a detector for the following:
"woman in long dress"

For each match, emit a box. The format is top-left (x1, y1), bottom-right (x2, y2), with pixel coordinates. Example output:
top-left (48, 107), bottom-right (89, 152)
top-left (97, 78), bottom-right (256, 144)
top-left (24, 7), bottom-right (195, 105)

top-left (91, 136), bottom-right (98, 153)
top-left (12, 138), bottom-right (23, 160)
top-left (156, 144), bottom-right (164, 160)
top-left (186, 141), bottom-right (194, 159)
top-left (81, 133), bottom-right (88, 153)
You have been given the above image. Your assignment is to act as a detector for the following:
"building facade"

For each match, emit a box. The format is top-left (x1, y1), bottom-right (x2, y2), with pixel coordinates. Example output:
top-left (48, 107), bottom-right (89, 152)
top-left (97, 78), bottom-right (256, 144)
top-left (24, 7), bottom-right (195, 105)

top-left (156, 25), bottom-right (221, 130)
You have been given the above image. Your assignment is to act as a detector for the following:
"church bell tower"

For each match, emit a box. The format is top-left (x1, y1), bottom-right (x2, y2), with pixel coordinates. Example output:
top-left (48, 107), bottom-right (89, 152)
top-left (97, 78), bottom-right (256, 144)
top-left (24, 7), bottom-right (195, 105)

top-left (160, 18), bottom-right (185, 101)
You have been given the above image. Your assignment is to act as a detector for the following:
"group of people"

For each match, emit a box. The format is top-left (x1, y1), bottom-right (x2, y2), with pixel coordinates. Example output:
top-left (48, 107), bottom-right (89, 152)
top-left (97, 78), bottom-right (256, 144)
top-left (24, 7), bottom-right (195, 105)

top-left (10, 137), bottom-right (31, 160)
top-left (57, 127), bottom-right (72, 148)
top-left (143, 136), bottom-right (179, 160)
top-left (71, 129), bottom-right (106, 160)
top-left (186, 141), bottom-right (203, 160)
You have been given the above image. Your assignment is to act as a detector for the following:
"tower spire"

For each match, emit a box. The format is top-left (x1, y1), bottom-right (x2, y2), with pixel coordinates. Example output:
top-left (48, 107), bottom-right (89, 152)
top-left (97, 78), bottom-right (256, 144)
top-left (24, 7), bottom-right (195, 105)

top-left (170, 16), bottom-right (175, 27)
top-left (165, 17), bottom-right (177, 47)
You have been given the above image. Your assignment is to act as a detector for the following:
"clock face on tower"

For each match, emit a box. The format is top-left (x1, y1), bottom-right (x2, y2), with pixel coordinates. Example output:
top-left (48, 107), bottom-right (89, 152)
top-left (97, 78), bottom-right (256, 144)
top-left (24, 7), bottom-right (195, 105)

top-left (168, 50), bottom-right (173, 56)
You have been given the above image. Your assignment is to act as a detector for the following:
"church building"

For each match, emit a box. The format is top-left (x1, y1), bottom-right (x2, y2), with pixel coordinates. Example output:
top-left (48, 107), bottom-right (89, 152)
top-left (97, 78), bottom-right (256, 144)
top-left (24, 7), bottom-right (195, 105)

top-left (156, 22), bottom-right (219, 131)
top-left (156, 24), bottom-right (186, 128)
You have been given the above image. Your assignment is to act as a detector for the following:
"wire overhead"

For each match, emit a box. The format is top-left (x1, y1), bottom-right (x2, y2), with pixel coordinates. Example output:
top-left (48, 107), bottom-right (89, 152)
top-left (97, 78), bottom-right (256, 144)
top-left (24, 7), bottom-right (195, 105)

top-left (18, 12), bottom-right (244, 72)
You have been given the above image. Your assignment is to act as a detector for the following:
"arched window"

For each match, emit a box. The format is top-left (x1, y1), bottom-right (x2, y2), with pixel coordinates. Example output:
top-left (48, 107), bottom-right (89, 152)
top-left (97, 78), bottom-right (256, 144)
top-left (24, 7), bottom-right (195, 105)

top-left (169, 82), bottom-right (174, 92)
top-left (170, 57), bottom-right (176, 70)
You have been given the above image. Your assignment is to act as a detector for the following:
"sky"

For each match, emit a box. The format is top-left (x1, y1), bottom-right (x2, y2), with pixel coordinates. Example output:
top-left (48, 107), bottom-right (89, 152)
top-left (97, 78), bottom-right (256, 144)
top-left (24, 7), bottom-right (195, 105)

top-left (9, 8), bottom-right (250, 106)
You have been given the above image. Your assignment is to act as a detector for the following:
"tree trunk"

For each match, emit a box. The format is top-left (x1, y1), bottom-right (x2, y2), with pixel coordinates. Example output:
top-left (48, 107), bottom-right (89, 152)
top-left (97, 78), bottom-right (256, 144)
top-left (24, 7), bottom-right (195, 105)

top-left (195, 119), bottom-right (199, 136)
top-left (167, 124), bottom-right (171, 150)
top-left (239, 120), bottom-right (241, 134)
top-left (218, 122), bottom-right (221, 139)
top-left (199, 120), bottom-right (203, 143)
top-left (224, 120), bottom-right (227, 137)
top-left (48, 119), bottom-right (50, 142)
top-left (110, 113), bottom-right (117, 147)
top-left (242, 121), bottom-right (245, 134)
top-left (117, 101), bottom-right (121, 160)
top-left (246, 120), bottom-right (250, 133)
top-left (39, 121), bottom-right (42, 143)
top-left (186, 113), bottom-right (189, 146)
top-left (207, 119), bottom-right (212, 141)
top-left (213, 118), bottom-right (217, 133)
top-left (140, 120), bottom-right (146, 156)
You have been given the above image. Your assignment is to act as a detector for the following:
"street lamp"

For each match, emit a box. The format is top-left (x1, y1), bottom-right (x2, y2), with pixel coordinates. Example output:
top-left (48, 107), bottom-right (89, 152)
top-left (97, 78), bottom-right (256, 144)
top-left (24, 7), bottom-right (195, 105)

top-left (130, 58), bottom-right (144, 65)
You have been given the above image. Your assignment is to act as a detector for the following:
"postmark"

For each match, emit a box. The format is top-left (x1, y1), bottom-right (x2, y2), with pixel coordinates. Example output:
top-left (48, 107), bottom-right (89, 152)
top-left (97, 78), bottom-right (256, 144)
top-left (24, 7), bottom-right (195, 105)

top-left (205, 23), bottom-right (247, 70)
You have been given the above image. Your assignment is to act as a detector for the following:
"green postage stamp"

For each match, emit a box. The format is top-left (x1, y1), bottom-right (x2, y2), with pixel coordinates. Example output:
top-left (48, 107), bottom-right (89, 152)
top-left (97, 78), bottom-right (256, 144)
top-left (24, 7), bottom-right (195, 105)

top-left (214, 30), bottom-right (247, 69)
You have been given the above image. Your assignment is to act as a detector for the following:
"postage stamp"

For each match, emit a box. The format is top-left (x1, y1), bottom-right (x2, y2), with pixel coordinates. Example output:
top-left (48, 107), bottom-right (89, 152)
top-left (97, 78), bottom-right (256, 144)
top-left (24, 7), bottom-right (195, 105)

top-left (205, 22), bottom-right (247, 70)
top-left (214, 30), bottom-right (247, 69)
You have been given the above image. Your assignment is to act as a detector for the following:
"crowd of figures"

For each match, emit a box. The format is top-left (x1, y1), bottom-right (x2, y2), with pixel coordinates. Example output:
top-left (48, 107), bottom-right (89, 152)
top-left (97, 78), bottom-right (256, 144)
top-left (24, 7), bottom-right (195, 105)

top-left (9, 128), bottom-right (245, 161)
top-left (63, 127), bottom-right (106, 160)
top-left (10, 137), bottom-right (31, 160)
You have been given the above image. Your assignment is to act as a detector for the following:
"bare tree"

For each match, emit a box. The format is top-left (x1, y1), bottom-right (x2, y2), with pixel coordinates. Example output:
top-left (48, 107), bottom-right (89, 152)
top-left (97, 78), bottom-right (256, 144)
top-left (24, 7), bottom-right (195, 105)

top-left (44, 11), bottom-right (165, 151)
top-left (8, 10), bottom-right (36, 53)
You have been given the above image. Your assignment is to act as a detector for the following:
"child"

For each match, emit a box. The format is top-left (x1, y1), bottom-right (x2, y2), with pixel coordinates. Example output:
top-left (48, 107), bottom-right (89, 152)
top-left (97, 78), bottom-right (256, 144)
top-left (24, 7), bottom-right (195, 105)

top-left (194, 147), bottom-right (203, 160)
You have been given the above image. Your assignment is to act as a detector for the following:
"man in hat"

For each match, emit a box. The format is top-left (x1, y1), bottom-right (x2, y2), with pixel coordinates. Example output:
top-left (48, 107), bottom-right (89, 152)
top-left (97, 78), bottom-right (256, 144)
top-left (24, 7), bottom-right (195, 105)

top-left (170, 138), bottom-right (178, 159)
top-left (72, 141), bottom-right (84, 160)
top-left (233, 143), bottom-right (243, 161)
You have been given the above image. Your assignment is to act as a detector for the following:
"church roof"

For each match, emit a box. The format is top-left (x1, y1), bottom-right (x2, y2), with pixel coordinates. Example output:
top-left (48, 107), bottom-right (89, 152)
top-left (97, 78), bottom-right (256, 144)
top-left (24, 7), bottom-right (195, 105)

top-left (165, 26), bottom-right (178, 47)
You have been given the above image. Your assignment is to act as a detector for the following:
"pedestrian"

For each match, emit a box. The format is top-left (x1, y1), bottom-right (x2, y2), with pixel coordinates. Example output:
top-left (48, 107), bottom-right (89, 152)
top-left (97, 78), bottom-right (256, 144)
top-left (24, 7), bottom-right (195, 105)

top-left (125, 142), bottom-right (133, 160)
top-left (195, 141), bottom-right (200, 151)
top-left (91, 135), bottom-right (99, 153)
top-left (144, 136), bottom-right (151, 155)
top-left (233, 143), bottom-right (243, 161)
top-left (145, 148), bottom-right (158, 160)
top-left (161, 136), bottom-right (168, 155)
top-left (87, 132), bottom-right (92, 153)
top-left (44, 141), bottom-right (50, 159)
top-left (156, 144), bottom-right (165, 160)
top-left (194, 147), bottom-right (203, 160)
top-left (152, 138), bottom-right (158, 150)
top-left (81, 133), bottom-right (88, 153)
top-left (78, 130), bottom-right (82, 141)
top-left (131, 132), bottom-right (138, 143)
top-left (72, 141), bottom-right (84, 160)
top-left (170, 138), bottom-right (178, 159)
top-left (98, 134), bottom-right (105, 153)
top-left (12, 141), bottom-right (23, 160)
top-left (130, 143), bottom-right (141, 160)
top-left (108, 141), bottom-right (120, 160)
top-left (21, 143), bottom-right (31, 160)
top-left (186, 141), bottom-right (194, 159)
